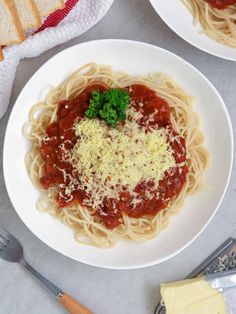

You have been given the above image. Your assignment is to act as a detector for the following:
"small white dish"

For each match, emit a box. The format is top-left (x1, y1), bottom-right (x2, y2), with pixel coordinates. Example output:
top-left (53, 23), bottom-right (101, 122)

top-left (3, 39), bottom-right (233, 269)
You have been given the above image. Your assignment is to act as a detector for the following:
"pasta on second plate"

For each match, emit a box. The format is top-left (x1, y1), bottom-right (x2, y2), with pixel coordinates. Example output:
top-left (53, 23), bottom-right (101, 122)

top-left (183, 0), bottom-right (236, 47)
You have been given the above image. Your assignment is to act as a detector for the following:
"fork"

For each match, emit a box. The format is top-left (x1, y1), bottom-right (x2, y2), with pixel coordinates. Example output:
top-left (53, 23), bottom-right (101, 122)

top-left (0, 227), bottom-right (93, 314)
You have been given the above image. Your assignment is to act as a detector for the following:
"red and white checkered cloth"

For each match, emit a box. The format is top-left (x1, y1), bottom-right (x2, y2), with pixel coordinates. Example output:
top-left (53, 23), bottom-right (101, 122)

top-left (0, 0), bottom-right (114, 118)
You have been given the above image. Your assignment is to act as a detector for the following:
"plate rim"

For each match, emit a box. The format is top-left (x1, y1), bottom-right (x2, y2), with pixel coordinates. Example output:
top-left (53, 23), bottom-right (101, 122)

top-left (3, 39), bottom-right (234, 269)
top-left (149, 0), bottom-right (236, 62)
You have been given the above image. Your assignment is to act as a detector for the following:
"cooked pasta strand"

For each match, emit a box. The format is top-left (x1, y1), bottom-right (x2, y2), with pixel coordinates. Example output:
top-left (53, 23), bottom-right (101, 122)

top-left (183, 0), bottom-right (236, 47)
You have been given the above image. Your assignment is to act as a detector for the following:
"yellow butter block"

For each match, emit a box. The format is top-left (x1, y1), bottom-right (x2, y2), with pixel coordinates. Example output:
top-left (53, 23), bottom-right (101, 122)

top-left (161, 277), bottom-right (227, 314)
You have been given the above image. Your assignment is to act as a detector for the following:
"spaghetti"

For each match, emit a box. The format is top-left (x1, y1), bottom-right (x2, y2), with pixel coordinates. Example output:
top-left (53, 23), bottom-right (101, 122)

top-left (23, 63), bottom-right (209, 248)
top-left (183, 0), bottom-right (236, 47)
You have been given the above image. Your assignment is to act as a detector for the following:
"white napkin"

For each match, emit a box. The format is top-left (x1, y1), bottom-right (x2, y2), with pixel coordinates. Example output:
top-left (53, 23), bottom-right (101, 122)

top-left (0, 0), bottom-right (114, 119)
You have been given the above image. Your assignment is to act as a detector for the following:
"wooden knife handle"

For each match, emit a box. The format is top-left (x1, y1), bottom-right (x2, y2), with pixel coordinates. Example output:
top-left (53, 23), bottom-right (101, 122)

top-left (59, 293), bottom-right (93, 314)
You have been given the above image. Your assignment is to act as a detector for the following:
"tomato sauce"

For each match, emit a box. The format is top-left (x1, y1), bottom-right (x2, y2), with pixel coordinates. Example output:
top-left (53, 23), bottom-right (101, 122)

top-left (205, 0), bottom-right (236, 9)
top-left (40, 84), bottom-right (188, 229)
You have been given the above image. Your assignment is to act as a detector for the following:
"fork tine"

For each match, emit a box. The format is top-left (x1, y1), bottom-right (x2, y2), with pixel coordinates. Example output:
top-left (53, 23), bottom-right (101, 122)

top-left (0, 227), bottom-right (11, 241)
top-left (0, 229), bottom-right (9, 242)
top-left (0, 234), bottom-right (8, 246)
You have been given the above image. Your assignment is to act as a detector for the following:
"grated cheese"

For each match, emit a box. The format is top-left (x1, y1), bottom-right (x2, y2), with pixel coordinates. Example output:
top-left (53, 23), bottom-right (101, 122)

top-left (67, 108), bottom-right (176, 209)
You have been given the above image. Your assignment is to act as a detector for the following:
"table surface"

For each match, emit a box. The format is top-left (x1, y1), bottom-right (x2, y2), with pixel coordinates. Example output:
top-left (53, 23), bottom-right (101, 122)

top-left (0, 1), bottom-right (236, 313)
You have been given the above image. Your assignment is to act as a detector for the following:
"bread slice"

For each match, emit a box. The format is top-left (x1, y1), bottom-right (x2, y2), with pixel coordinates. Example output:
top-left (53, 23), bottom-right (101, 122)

top-left (34, 0), bottom-right (65, 17)
top-left (0, 48), bottom-right (4, 61)
top-left (0, 0), bottom-right (25, 45)
top-left (13, 0), bottom-right (41, 30)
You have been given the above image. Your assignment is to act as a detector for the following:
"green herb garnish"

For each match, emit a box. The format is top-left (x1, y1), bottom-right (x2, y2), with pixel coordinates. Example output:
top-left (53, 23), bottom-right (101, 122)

top-left (85, 88), bottom-right (130, 127)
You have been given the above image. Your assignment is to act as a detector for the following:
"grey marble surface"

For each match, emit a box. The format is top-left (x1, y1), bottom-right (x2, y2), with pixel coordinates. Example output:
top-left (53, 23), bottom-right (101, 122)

top-left (0, 1), bottom-right (236, 313)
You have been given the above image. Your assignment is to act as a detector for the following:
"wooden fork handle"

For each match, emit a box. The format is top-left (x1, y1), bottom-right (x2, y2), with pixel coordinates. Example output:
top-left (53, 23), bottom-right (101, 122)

top-left (59, 293), bottom-right (93, 314)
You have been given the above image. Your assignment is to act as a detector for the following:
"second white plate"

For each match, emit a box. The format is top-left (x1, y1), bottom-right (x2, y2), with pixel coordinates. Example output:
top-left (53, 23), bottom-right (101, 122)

top-left (149, 0), bottom-right (236, 61)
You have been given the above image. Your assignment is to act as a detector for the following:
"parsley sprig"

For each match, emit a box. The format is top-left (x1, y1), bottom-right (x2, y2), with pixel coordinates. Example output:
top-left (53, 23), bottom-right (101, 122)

top-left (85, 88), bottom-right (130, 127)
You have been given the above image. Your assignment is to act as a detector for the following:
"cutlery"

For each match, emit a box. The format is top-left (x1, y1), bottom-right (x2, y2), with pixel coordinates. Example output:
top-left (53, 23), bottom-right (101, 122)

top-left (0, 227), bottom-right (93, 314)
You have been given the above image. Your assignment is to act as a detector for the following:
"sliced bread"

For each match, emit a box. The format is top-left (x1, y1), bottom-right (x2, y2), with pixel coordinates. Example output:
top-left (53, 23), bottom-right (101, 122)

top-left (0, 0), bottom-right (25, 45)
top-left (34, 0), bottom-right (65, 17)
top-left (13, 0), bottom-right (41, 30)
top-left (0, 48), bottom-right (4, 61)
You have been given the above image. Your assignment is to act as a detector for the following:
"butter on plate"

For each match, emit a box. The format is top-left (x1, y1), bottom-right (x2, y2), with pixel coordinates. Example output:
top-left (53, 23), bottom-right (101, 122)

top-left (161, 277), bottom-right (227, 314)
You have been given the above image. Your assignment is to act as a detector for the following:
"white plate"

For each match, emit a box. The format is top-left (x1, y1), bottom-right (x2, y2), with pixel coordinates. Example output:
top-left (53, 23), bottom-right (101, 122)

top-left (3, 40), bottom-right (233, 269)
top-left (149, 0), bottom-right (236, 61)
